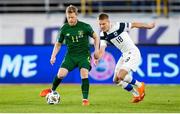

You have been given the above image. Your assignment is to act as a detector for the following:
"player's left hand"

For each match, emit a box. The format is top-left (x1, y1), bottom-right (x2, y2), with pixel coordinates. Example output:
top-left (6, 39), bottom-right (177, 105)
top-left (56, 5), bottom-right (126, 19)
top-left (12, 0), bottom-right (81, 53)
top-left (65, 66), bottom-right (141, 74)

top-left (50, 56), bottom-right (56, 65)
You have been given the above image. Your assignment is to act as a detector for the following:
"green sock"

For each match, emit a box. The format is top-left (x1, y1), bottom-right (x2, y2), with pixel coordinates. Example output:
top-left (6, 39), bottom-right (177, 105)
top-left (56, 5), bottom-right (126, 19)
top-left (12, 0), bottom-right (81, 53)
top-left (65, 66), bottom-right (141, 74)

top-left (52, 76), bottom-right (62, 91)
top-left (81, 78), bottom-right (89, 99)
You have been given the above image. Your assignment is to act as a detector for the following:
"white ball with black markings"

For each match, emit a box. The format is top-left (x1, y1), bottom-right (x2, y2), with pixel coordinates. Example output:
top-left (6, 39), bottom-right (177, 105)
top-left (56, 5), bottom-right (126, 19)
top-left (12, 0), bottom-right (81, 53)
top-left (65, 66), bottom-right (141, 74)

top-left (46, 91), bottom-right (60, 104)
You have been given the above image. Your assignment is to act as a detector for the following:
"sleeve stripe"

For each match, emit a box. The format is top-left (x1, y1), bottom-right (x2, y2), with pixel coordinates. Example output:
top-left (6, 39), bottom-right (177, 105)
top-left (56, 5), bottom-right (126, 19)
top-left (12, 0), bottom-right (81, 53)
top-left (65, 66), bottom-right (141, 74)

top-left (119, 23), bottom-right (125, 32)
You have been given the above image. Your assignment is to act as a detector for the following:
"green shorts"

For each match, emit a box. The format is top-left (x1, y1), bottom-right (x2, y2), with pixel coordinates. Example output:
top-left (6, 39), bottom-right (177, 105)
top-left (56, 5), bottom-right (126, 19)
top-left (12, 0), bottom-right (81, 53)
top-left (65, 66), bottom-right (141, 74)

top-left (61, 54), bottom-right (91, 71)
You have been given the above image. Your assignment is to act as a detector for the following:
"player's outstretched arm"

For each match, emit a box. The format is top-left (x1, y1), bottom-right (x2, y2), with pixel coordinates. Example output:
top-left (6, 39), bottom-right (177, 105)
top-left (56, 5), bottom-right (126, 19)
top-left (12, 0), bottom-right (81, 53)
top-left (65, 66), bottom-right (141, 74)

top-left (131, 22), bottom-right (155, 29)
top-left (99, 46), bottom-right (106, 58)
top-left (50, 42), bottom-right (62, 65)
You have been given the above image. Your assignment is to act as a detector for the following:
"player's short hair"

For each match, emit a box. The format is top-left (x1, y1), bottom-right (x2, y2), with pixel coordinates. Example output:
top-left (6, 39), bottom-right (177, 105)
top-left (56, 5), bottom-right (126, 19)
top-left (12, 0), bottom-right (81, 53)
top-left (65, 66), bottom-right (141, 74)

top-left (66, 5), bottom-right (78, 15)
top-left (98, 13), bottom-right (109, 20)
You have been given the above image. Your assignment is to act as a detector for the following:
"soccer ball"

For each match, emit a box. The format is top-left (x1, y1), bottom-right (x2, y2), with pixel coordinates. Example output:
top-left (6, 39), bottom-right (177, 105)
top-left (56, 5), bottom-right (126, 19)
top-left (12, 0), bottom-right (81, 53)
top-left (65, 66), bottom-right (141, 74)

top-left (46, 91), bottom-right (60, 104)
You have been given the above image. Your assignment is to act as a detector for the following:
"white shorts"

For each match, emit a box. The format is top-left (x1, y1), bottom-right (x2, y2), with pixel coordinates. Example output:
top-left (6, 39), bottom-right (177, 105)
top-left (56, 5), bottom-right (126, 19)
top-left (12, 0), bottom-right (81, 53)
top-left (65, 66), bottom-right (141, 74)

top-left (114, 49), bottom-right (141, 77)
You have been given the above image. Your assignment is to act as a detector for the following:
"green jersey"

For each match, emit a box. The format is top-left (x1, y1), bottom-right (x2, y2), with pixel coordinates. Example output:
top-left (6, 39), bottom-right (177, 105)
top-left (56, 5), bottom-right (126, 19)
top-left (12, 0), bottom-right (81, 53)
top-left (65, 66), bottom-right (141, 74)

top-left (57, 21), bottom-right (94, 56)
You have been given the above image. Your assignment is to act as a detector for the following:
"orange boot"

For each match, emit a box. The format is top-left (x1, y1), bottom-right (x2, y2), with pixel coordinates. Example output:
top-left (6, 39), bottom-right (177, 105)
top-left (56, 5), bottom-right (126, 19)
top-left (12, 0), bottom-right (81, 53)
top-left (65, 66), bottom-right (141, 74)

top-left (138, 82), bottom-right (145, 100)
top-left (82, 99), bottom-right (89, 106)
top-left (39, 88), bottom-right (52, 97)
top-left (131, 96), bottom-right (141, 103)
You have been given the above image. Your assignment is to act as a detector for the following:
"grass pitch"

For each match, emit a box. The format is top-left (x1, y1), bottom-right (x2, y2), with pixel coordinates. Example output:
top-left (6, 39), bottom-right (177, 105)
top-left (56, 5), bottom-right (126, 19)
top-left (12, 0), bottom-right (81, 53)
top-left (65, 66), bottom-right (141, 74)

top-left (0, 84), bottom-right (180, 113)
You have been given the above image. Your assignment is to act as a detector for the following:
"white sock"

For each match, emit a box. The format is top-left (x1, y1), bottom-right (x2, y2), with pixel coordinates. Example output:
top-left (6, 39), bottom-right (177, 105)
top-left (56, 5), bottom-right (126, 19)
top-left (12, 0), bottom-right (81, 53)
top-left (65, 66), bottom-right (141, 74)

top-left (131, 88), bottom-right (139, 97)
top-left (117, 80), bottom-right (140, 96)
top-left (124, 74), bottom-right (142, 88)
top-left (121, 81), bottom-right (128, 89)
top-left (135, 81), bottom-right (142, 88)
top-left (119, 81), bottom-right (134, 92)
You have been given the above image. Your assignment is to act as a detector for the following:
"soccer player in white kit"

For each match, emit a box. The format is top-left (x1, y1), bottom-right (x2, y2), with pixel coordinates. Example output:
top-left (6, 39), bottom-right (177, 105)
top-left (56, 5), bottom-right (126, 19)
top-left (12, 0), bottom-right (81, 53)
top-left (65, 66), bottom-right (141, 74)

top-left (96, 13), bottom-right (155, 103)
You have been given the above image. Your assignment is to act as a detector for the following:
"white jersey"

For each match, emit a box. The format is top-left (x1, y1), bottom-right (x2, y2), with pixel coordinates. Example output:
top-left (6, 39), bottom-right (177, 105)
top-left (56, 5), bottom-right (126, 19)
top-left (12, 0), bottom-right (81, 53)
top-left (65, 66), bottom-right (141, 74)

top-left (100, 22), bottom-right (138, 53)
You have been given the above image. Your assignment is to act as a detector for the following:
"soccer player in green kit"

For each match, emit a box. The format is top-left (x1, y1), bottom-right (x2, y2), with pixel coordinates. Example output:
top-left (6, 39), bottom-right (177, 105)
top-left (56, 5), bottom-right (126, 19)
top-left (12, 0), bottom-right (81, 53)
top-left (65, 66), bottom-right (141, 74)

top-left (40, 5), bottom-right (100, 106)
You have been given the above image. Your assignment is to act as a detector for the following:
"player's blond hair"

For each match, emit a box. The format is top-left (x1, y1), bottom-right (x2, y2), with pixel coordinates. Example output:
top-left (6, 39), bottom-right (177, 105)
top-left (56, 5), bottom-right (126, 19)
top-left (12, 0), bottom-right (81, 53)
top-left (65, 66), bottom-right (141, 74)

top-left (66, 5), bottom-right (78, 15)
top-left (98, 13), bottom-right (109, 20)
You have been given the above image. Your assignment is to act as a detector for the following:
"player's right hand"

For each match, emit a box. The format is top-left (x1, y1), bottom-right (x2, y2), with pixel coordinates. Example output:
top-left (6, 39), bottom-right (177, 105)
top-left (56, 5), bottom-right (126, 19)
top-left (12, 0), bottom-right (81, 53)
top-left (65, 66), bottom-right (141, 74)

top-left (50, 56), bottom-right (56, 65)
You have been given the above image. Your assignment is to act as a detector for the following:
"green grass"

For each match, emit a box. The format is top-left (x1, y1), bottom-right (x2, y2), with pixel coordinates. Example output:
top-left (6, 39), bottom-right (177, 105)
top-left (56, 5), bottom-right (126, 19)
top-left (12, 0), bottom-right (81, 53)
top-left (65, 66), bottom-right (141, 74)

top-left (0, 84), bottom-right (180, 113)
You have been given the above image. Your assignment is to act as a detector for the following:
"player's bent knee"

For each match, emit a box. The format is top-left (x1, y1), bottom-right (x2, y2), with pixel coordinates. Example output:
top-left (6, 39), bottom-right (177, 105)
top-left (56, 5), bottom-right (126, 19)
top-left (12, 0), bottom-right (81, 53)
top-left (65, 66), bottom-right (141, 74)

top-left (57, 72), bottom-right (67, 78)
top-left (117, 69), bottom-right (128, 80)
top-left (113, 73), bottom-right (120, 84)
top-left (57, 68), bottom-right (68, 79)
top-left (57, 75), bottom-right (64, 79)
top-left (57, 72), bottom-right (66, 79)
top-left (113, 76), bottom-right (121, 84)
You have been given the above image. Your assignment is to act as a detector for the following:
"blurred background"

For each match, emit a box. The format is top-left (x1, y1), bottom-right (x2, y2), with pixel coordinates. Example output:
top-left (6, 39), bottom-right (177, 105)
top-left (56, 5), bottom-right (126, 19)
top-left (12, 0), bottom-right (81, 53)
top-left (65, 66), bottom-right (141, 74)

top-left (0, 0), bottom-right (179, 84)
